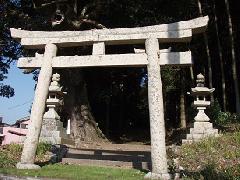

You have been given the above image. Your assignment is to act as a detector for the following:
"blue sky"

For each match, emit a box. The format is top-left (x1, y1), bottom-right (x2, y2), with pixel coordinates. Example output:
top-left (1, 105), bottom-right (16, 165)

top-left (0, 63), bottom-right (35, 124)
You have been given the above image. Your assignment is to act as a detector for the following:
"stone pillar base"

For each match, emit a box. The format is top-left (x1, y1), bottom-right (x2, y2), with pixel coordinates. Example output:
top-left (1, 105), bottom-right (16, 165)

top-left (40, 118), bottom-right (75, 146)
top-left (182, 121), bottom-right (219, 144)
top-left (40, 118), bottom-right (65, 144)
top-left (16, 162), bottom-right (41, 169)
top-left (144, 172), bottom-right (179, 180)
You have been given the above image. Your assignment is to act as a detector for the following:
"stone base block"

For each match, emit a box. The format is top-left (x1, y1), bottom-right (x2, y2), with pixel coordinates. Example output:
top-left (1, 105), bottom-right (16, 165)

top-left (39, 136), bottom-right (62, 144)
top-left (182, 121), bottom-right (218, 144)
top-left (190, 128), bottom-right (218, 134)
top-left (16, 162), bottom-right (41, 169)
top-left (144, 172), bottom-right (173, 180)
top-left (182, 139), bottom-right (198, 144)
top-left (40, 136), bottom-right (75, 146)
top-left (193, 122), bottom-right (213, 129)
top-left (61, 137), bottom-right (75, 146)
top-left (40, 117), bottom-right (70, 145)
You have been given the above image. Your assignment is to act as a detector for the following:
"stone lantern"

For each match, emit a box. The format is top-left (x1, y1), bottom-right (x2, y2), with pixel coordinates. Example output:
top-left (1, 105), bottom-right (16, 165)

top-left (182, 73), bottom-right (218, 144)
top-left (44, 73), bottom-right (64, 120)
top-left (40, 73), bottom-right (74, 145)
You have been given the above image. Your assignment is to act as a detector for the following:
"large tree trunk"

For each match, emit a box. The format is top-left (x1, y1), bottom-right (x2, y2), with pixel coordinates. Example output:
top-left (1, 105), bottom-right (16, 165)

top-left (61, 69), bottom-right (106, 146)
top-left (212, 0), bottom-right (227, 111)
top-left (197, 0), bottom-right (214, 102)
top-left (224, 0), bottom-right (240, 113)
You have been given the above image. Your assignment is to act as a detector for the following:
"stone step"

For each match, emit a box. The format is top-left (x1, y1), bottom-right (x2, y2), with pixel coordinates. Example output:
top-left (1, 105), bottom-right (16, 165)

top-left (190, 128), bottom-right (218, 134)
top-left (186, 133), bottom-right (205, 140)
top-left (193, 122), bottom-right (213, 129)
top-left (186, 131), bottom-right (218, 140)
top-left (66, 151), bottom-right (150, 162)
top-left (182, 139), bottom-right (193, 144)
top-left (62, 145), bottom-right (151, 170)
top-left (67, 147), bottom-right (150, 155)
top-left (62, 157), bottom-right (151, 170)
top-left (61, 138), bottom-right (75, 146)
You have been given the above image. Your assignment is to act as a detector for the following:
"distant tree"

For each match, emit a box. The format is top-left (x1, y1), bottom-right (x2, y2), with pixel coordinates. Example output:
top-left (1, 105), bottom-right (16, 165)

top-left (211, 0), bottom-right (226, 111)
top-left (0, 0), bottom-right (22, 98)
top-left (197, 0), bottom-right (213, 102)
top-left (224, 0), bottom-right (240, 113)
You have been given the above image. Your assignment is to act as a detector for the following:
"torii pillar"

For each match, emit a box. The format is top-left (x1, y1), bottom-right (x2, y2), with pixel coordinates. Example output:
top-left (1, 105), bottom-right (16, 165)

top-left (145, 38), bottom-right (170, 179)
top-left (17, 44), bottom-right (57, 169)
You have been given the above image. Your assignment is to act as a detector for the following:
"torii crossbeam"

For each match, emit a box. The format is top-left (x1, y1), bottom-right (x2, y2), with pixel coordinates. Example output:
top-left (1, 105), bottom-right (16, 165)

top-left (11, 16), bottom-right (208, 179)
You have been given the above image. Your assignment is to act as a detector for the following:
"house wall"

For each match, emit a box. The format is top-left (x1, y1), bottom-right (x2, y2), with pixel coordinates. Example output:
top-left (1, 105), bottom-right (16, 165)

top-left (1, 120), bottom-right (30, 145)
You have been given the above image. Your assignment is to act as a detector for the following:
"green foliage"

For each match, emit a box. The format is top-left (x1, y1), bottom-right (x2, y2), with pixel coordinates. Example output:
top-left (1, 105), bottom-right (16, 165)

top-left (0, 0), bottom-right (27, 98)
top-left (0, 150), bottom-right (17, 168)
top-left (36, 142), bottom-right (51, 157)
top-left (209, 100), bottom-right (240, 125)
top-left (162, 67), bottom-right (181, 91)
top-left (7, 143), bottom-right (23, 153)
top-left (0, 144), bottom-right (22, 168)
top-left (186, 105), bottom-right (197, 123)
top-left (182, 164), bottom-right (240, 180)
top-left (0, 142), bottom-right (51, 168)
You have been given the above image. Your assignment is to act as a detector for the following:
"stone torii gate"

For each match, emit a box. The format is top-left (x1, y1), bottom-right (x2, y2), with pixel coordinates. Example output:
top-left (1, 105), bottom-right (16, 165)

top-left (11, 16), bottom-right (208, 179)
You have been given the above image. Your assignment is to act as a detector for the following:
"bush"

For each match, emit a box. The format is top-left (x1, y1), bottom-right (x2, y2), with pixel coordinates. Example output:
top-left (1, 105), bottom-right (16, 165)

top-left (0, 151), bottom-right (17, 168)
top-left (0, 144), bottom-right (22, 168)
top-left (208, 100), bottom-right (240, 126)
top-left (182, 164), bottom-right (240, 180)
top-left (177, 132), bottom-right (240, 179)
top-left (36, 142), bottom-right (51, 156)
top-left (0, 142), bottom-right (52, 168)
top-left (7, 143), bottom-right (23, 154)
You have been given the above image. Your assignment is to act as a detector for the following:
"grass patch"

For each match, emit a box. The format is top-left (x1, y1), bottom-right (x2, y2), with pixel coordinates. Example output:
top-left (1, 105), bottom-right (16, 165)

top-left (0, 164), bottom-right (145, 180)
top-left (175, 131), bottom-right (240, 179)
top-left (1, 131), bottom-right (240, 179)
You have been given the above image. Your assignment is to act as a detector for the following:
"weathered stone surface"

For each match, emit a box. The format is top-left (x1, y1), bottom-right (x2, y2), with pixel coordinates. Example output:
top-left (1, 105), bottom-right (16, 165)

top-left (193, 122), bottom-right (213, 129)
top-left (11, 16), bottom-right (209, 48)
top-left (17, 30), bottom-right (192, 48)
top-left (43, 107), bottom-right (60, 120)
top-left (10, 16), bottom-right (208, 38)
top-left (189, 124), bottom-right (218, 134)
top-left (92, 42), bottom-right (105, 55)
top-left (40, 117), bottom-right (69, 144)
top-left (182, 139), bottom-right (194, 144)
top-left (144, 172), bottom-right (172, 180)
top-left (16, 162), bottom-right (41, 169)
top-left (194, 109), bottom-right (210, 122)
top-left (186, 131), bottom-right (218, 140)
top-left (159, 51), bottom-right (191, 66)
top-left (190, 128), bottom-right (215, 134)
top-left (98, 30), bottom-right (192, 44)
top-left (41, 118), bottom-right (61, 131)
top-left (18, 44), bottom-right (57, 167)
top-left (183, 121), bottom-right (219, 144)
top-left (146, 37), bottom-right (169, 177)
top-left (17, 51), bottom-right (192, 68)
